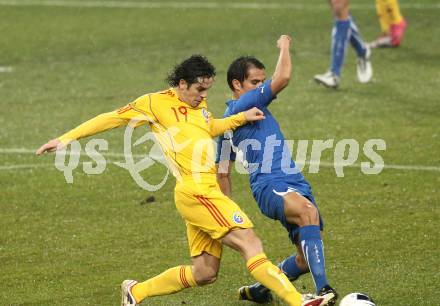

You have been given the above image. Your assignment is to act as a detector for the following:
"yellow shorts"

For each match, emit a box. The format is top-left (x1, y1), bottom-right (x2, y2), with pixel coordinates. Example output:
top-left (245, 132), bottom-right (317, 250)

top-left (174, 175), bottom-right (253, 259)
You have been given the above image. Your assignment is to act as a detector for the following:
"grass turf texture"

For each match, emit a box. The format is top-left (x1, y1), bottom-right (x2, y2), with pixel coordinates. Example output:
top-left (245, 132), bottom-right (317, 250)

top-left (0, 0), bottom-right (439, 305)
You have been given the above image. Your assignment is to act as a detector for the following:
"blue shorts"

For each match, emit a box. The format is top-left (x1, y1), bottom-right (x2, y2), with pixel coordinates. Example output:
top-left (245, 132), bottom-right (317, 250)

top-left (251, 179), bottom-right (324, 244)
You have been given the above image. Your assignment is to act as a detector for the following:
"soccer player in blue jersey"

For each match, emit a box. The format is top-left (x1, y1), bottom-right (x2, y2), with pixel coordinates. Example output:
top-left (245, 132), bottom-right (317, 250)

top-left (216, 35), bottom-right (337, 305)
top-left (314, 0), bottom-right (372, 88)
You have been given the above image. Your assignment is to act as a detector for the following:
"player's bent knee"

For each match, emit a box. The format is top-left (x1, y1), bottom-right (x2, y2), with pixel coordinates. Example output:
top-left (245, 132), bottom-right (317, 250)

top-left (304, 203), bottom-right (319, 224)
top-left (194, 274), bottom-right (217, 286)
top-left (285, 199), bottom-right (319, 226)
top-left (191, 253), bottom-right (220, 286)
top-left (193, 268), bottom-right (218, 286)
top-left (298, 204), bottom-right (319, 226)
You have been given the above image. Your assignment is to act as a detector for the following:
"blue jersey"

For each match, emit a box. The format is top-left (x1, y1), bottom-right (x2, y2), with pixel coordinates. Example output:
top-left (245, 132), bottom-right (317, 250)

top-left (216, 80), bottom-right (312, 196)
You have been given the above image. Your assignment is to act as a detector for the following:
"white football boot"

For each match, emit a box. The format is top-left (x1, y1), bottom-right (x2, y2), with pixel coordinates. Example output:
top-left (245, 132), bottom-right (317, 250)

top-left (357, 45), bottom-right (373, 83)
top-left (121, 280), bottom-right (138, 306)
top-left (314, 71), bottom-right (340, 89)
top-left (302, 291), bottom-right (336, 306)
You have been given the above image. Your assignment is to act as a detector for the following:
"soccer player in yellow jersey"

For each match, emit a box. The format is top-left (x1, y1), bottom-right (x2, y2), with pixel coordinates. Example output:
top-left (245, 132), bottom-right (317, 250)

top-left (369, 0), bottom-right (407, 48)
top-left (36, 54), bottom-right (322, 306)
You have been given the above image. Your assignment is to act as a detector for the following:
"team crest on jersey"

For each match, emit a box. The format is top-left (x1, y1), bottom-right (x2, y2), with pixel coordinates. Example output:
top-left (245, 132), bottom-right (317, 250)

top-left (201, 108), bottom-right (209, 123)
top-left (232, 212), bottom-right (244, 224)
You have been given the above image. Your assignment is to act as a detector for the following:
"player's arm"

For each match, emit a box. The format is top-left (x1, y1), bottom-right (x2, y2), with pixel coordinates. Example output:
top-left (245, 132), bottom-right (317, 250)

top-left (217, 160), bottom-right (234, 197)
top-left (209, 107), bottom-right (265, 137)
top-left (229, 35), bottom-right (292, 113)
top-left (215, 134), bottom-right (236, 197)
top-left (36, 97), bottom-right (152, 155)
top-left (270, 34), bottom-right (292, 96)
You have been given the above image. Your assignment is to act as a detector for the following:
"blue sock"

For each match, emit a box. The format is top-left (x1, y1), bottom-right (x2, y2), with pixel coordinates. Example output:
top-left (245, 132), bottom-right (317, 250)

top-left (299, 225), bottom-right (329, 294)
top-left (331, 19), bottom-right (351, 76)
top-left (279, 255), bottom-right (308, 281)
top-left (349, 16), bottom-right (367, 58)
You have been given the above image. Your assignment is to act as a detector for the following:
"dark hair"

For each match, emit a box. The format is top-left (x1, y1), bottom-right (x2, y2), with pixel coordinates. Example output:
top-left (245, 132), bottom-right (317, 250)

top-left (227, 56), bottom-right (265, 91)
top-left (166, 55), bottom-right (216, 87)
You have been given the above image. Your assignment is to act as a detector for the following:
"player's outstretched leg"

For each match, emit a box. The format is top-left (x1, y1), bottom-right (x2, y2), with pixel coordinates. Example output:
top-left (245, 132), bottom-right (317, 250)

top-left (223, 228), bottom-right (309, 306)
top-left (121, 265), bottom-right (197, 305)
top-left (238, 249), bottom-right (339, 305)
top-left (245, 253), bottom-right (331, 306)
top-left (238, 254), bottom-right (308, 303)
top-left (121, 280), bottom-right (138, 306)
top-left (298, 225), bottom-right (337, 305)
top-left (286, 194), bottom-right (337, 305)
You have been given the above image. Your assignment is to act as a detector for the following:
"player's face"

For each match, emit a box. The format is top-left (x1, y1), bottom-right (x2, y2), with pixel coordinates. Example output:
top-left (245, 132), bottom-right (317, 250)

top-left (178, 77), bottom-right (214, 107)
top-left (240, 68), bottom-right (266, 94)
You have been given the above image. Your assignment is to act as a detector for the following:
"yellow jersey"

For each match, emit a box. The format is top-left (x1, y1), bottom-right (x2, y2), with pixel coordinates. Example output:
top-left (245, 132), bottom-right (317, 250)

top-left (58, 88), bottom-right (247, 180)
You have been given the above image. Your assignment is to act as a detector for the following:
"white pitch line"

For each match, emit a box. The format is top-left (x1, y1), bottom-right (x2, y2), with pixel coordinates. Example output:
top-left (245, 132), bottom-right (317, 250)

top-left (0, 163), bottom-right (52, 170)
top-left (0, 0), bottom-right (439, 10)
top-left (1, 148), bottom-right (439, 172)
top-left (308, 161), bottom-right (440, 172)
top-left (0, 148), bottom-right (145, 158)
top-left (0, 66), bottom-right (14, 73)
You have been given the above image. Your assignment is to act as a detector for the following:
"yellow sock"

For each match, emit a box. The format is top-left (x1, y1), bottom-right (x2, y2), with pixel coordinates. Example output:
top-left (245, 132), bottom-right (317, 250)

top-left (247, 254), bottom-right (302, 306)
top-left (376, 0), bottom-right (392, 33)
top-left (385, 0), bottom-right (403, 24)
top-left (131, 265), bottom-right (196, 302)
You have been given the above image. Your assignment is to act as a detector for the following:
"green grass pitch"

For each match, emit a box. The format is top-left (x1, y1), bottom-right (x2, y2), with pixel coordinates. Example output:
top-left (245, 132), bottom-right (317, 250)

top-left (0, 0), bottom-right (439, 305)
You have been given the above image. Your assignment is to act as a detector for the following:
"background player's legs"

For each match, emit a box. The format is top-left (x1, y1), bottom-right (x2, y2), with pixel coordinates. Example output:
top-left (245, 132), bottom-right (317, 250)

top-left (376, 0), bottom-right (392, 34)
top-left (348, 16), bottom-right (372, 83)
top-left (330, 17), bottom-right (350, 78)
top-left (371, 0), bottom-right (407, 47)
top-left (223, 228), bottom-right (303, 306)
top-left (314, 0), bottom-right (350, 88)
top-left (348, 16), bottom-right (367, 58)
top-left (329, 0), bottom-right (350, 78)
top-left (315, 0), bottom-right (371, 86)
top-left (383, 0), bottom-right (404, 26)
top-left (385, 0), bottom-right (407, 46)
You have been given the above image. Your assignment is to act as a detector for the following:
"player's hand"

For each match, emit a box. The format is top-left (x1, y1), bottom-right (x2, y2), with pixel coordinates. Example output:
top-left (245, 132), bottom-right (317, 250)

top-left (244, 107), bottom-right (265, 122)
top-left (277, 34), bottom-right (292, 49)
top-left (36, 139), bottom-right (64, 155)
